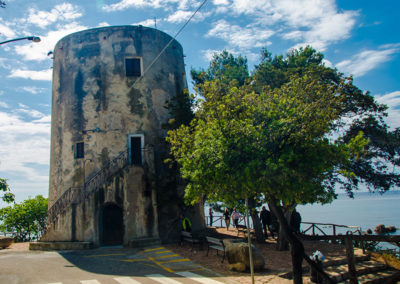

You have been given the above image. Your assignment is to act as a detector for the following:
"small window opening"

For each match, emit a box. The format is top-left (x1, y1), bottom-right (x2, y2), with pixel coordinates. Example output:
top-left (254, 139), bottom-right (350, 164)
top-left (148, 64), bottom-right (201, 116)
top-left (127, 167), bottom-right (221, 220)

top-left (75, 142), bottom-right (84, 159)
top-left (130, 136), bottom-right (142, 165)
top-left (125, 58), bottom-right (141, 77)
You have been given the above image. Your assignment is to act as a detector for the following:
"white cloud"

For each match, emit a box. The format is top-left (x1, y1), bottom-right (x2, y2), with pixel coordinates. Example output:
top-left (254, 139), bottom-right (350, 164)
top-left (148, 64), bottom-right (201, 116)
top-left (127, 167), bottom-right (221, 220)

top-left (103, 0), bottom-right (179, 11)
top-left (213, 0), bottom-right (358, 52)
top-left (336, 45), bottom-right (400, 77)
top-left (165, 9), bottom-right (209, 23)
top-left (207, 20), bottom-right (274, 50)
top-left (8, 69), bottom-right (52, 81)
top-left (20, 86), bottom-right (47, 94)
top-left (15, 107), bottom-right (46, 119)
top-left (14, 22), bottom-right (88, 61)
top-left (0, 102), bottom-right (9, 108)
top-left (97, 22), bottom-right (111, 27)
top-left (0, 110), bottom-right (50, 188)
top-left (375, 91), bottom-right (400, 129)
top-left (213, 0), bottom-right (229, 4)
top-left (0, 18), bottom-right (17, 39)
top-left (201, 49), bottom-right (223, 62)
top-left (27, 3), bottom-right (83, 29)
top-left (132, 19), bottom-right (158, 27)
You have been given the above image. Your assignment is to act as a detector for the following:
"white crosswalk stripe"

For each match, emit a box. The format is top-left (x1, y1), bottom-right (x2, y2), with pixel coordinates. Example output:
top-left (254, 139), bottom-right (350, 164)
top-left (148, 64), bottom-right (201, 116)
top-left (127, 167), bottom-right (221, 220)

top-left (80, 280), bottom-right (102, 284)
top-left (114, 276), bottom-right (143, 284)
top-left (175, 272), bottom-right (224, 284)
top-left (146, 274), bottom-right (182, 284)
top-left (47, 271), bottom-right (225, 284)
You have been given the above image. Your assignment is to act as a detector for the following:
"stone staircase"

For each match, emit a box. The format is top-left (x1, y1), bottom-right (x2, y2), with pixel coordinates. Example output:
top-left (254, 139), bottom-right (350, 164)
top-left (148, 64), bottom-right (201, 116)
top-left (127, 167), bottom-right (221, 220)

top-left (47, 150), bottom-right (129, 224)
top-left (310, 254), bottom-right (400, 283)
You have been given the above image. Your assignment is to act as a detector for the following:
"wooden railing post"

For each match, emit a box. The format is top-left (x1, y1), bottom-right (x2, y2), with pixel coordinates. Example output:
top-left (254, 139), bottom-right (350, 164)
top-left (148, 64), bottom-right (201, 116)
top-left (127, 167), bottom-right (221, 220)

top-left (345, 237), bottom-right (358, 284)
top-left (332, 225), bottom-right (337, 244)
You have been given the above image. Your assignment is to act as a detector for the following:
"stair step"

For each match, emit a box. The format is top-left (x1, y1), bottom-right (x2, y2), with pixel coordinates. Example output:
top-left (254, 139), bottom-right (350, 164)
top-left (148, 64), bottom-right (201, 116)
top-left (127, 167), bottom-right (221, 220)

top-left (326, 260), bottom-right (387, 282)
top-left (338, 269), bottom-right (400, 284)
top-left (128, 237), bottom-right (161, 248)
top-left (323, 255), bottom-right (370, 267)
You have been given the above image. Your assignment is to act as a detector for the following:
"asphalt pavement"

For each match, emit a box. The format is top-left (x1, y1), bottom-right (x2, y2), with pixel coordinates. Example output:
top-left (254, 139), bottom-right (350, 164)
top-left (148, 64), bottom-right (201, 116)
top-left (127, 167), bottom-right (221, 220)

top-left (0, 245), bottom-right (235, 284)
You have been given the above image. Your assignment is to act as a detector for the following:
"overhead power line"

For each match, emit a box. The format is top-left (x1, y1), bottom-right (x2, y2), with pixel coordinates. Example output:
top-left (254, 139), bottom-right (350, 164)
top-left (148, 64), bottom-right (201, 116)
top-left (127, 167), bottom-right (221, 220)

top-left (134, 0), bottom-right (208, 87)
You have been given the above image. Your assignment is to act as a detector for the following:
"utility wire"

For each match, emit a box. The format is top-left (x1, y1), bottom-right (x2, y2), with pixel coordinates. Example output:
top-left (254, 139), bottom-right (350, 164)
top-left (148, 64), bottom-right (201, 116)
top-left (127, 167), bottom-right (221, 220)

top-left (133, 0), bottom-right (208, 88)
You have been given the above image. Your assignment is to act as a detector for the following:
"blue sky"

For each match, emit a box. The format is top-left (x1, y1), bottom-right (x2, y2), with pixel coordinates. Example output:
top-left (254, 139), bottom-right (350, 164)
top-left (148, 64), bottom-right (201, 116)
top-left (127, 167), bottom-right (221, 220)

top-left (0, 0), bottom-right (399, 204)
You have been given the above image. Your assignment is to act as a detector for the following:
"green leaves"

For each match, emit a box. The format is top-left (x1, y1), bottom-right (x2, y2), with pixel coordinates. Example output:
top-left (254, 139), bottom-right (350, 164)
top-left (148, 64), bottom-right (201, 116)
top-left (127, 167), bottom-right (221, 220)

top-left (167, 48), bottom-right (400, 209)
top-left (0, 195), bottom-right (48, 241)
top-left (0, 178), bottom-right (15, 204)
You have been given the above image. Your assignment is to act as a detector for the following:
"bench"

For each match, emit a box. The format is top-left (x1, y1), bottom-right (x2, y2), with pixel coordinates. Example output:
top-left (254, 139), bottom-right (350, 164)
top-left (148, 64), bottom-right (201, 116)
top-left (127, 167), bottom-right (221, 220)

top-left (205, 236), bottom-right (225, 262)
top-left (236, 224), bottom-right (248, 237)
top-left (180, 231), bottom-right (201, 250)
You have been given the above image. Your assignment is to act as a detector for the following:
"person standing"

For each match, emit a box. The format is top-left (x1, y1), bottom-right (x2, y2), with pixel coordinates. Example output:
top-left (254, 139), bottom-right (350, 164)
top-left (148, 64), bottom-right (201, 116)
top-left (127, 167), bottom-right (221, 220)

top-left (223, 208), bottom-right (231, 230)
top-left (209, 207), bottom-right (213, 227)
top-left (260, 206), bottom-right (272, 238)
top-left (180, 214), bottom-right (192, 232)
top-left (232, 208), bottom-right (240, 228)
top-left (290, 208), bottom-right (302, 234)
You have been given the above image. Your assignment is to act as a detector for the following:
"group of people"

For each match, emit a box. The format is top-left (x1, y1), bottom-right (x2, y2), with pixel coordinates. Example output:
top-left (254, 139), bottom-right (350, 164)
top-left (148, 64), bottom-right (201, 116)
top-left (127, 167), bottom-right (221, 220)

top-left (260, 206), bottom-right (302, 238)
top-left (208, 206), bottom-right (302, 239)
top-left (221, 208), bottom-right (241, 230)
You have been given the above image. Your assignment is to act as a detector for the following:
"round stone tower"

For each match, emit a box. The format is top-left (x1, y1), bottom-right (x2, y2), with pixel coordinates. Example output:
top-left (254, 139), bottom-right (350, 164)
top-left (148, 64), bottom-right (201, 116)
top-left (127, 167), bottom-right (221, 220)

top-left (45, 26), bottom-right (204, 246)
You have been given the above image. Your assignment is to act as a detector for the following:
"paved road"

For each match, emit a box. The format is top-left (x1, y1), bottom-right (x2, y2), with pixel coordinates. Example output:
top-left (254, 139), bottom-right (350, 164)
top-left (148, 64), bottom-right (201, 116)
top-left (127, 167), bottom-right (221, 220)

top-left (0, 246), bottom-right (233, 284)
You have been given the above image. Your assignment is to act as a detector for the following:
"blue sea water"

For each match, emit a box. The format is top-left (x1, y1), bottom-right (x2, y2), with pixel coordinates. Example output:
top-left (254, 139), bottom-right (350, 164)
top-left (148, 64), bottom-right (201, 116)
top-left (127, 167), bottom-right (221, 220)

top-left (205, 190), bottom-right (400, 233)
top-left (297, 190), bottom-right (400, 233)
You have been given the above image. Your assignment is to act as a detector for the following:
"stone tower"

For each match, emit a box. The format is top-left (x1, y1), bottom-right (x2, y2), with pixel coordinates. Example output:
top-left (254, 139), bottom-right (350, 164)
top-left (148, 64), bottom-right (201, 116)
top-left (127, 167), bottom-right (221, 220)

top-left (44, 26), bottom-right (204, 246)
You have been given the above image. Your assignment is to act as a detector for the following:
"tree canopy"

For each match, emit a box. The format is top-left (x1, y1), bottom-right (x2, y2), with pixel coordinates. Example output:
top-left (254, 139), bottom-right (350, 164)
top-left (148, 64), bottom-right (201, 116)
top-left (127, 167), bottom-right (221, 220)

top-left (0, 195), bottom-right (48, 241)
top-left (167, 47), bottom-right (400, 283)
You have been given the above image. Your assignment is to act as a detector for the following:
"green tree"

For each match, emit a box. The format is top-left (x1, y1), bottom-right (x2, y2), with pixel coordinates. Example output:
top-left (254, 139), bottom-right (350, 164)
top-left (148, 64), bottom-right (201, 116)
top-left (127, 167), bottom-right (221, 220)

top-left (167, 47), bottom-right (400, 283)
top-left (191, 50), bottom-right (249, 95)
top-left (0, 178), bottom-right (15, 203)
top-left (0, 195), bottom-right (48, 241)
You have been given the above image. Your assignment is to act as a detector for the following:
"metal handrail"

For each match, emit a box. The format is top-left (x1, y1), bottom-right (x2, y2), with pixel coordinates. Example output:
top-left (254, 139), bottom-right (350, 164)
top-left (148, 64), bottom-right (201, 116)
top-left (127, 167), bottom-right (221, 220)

top-left (47, 151), bottom-right (129, 223)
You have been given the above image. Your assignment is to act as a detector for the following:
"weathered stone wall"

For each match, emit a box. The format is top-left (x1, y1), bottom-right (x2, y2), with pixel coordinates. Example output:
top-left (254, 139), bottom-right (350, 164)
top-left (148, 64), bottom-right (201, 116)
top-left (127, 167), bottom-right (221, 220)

top-left (46, 26), bottom-right (203, 245)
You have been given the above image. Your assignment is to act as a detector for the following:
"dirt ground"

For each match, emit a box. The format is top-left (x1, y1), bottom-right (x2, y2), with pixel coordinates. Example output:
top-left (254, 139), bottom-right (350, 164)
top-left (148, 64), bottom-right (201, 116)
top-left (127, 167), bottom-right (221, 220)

top-left (164, 227), bottom-right (360, 284)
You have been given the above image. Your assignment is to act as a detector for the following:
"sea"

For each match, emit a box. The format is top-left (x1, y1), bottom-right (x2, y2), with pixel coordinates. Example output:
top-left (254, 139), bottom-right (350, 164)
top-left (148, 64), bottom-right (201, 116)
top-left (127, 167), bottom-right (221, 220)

top-left (205, 190), bottom-right (400, 251)
top-left (297, 190), bottom-right (400, 233)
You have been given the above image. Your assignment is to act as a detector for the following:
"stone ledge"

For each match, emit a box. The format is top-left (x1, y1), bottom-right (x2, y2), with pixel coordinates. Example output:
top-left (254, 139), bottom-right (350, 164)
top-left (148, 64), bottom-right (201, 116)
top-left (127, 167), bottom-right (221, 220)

top-left (128, 237), bottom-right (161, 248)
top-left (29, 241), bottom-right (94, 251)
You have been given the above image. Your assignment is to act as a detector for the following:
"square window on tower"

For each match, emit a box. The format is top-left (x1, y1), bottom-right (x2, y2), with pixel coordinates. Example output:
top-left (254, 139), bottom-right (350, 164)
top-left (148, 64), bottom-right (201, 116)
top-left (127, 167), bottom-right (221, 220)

top-left (125, 58), bottom-right (141, 77)
top-left (74, 142), bottom-right (84, 159)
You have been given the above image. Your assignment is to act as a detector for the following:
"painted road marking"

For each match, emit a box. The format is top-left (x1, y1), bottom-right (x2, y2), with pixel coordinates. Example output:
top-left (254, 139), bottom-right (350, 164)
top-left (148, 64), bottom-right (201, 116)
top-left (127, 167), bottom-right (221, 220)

top-left (80, 280), bottom-right (102, 284)
top-left (175, 272), bottom-right (224, 284)
top-left (154, 254), bottom-right (180, 259)
top-left (143, 247), bottom-right (165, 253)
top-left (84, 253), bottom-right (126, 258)
top-left (114, 277), bottom-right (143, 284)
top-left (158, 258), bottom-right (191, 264)
top-left (146, 274), bottom-right (182, 284)
top-left (155, 250), bottom-right (173, 254)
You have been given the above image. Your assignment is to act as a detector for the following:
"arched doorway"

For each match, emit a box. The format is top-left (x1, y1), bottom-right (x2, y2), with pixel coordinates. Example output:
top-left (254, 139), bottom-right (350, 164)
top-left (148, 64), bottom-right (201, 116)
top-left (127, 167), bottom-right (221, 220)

top-left (101, 203), bottom-right (124, 245)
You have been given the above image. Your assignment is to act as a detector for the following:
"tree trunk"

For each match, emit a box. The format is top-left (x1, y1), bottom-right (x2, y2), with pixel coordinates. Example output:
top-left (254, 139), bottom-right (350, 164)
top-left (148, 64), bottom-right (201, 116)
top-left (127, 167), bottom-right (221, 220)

top-left (277, 210), bottom-right (291, 251)
top-left (268, 200), bottom-right (303, 283)
top-left (268, 195), bottom-right (334, 284)
top-left (248, 198), bottom-right (265, 243)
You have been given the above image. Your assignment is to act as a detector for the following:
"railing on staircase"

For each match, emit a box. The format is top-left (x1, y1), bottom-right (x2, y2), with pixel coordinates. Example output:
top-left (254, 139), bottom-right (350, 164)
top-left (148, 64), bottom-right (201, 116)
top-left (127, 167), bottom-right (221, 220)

top-left (47, 150), bottom-right (129, 224)
top-left (300, 234), bottom-right (400, 284)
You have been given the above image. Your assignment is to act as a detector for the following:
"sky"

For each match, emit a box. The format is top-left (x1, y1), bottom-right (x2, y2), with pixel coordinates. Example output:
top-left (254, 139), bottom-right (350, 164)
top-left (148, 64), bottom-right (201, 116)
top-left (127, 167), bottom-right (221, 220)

top-left (0, 0), bottom-right (399, 205)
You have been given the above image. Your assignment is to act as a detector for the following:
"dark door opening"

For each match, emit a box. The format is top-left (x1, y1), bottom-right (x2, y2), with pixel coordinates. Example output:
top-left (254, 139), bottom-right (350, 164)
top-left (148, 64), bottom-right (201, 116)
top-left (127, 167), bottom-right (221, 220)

top-left (101, 203), bottom-right (124, 246)
top-left (130, 136), bottom-right (142, 165)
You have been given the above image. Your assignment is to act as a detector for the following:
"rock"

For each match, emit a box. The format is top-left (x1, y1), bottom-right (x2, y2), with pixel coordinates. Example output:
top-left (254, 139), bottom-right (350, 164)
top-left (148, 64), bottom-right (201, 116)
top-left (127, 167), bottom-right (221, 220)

top-left (223, 239), bottom-right (265, 272)
top-left (374, 224), bottom-right (397, 234)
top-left (0, 237), bottom-right (13, 249)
